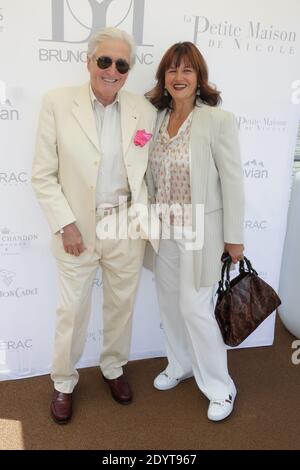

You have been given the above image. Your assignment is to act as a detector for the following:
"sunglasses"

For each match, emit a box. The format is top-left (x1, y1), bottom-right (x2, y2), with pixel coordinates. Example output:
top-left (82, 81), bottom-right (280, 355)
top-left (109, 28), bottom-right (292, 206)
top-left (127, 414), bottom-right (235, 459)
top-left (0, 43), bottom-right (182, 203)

top-left (96, 56), bottom-right (130, 74)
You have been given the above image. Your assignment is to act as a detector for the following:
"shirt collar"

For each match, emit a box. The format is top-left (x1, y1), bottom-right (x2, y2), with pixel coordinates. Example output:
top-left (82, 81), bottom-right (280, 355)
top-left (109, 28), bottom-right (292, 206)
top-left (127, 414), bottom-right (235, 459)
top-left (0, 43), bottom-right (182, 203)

top-left (89, 84), bottom-right (120, 109)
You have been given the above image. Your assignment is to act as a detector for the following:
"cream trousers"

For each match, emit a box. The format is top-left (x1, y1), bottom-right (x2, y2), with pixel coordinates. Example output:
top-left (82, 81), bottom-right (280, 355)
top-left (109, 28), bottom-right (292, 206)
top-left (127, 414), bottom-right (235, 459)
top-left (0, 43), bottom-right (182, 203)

top-left (51, 208), bottom-right (146, 393)
top-left (155, 224), bottom-right (234, 400)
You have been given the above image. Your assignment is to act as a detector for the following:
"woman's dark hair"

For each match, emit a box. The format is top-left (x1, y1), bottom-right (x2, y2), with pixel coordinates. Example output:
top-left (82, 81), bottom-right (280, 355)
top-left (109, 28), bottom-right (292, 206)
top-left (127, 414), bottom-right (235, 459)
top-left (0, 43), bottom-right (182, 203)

top-left (145, 41), bottom-right (221, 109)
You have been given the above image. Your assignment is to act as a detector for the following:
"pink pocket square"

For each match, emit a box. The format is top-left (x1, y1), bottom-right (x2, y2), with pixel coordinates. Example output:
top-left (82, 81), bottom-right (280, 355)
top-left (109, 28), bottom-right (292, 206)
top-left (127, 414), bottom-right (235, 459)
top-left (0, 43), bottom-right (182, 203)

top-left (134, 129), bottom-right (153, 147)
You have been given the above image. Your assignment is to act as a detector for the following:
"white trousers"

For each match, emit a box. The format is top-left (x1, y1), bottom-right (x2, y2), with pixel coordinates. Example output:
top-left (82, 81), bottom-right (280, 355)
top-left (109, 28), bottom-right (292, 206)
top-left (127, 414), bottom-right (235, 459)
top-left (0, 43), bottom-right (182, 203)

top-left (51, 210), bottom-right (146, 393)
top-left (155, 225), bottom-right (234, 400)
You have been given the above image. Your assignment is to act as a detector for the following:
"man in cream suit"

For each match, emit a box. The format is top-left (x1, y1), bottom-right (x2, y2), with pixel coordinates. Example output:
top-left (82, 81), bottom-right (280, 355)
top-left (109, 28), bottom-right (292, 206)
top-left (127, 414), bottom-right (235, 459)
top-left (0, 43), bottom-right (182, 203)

top-left (32, 27), bottom-right (156, 424)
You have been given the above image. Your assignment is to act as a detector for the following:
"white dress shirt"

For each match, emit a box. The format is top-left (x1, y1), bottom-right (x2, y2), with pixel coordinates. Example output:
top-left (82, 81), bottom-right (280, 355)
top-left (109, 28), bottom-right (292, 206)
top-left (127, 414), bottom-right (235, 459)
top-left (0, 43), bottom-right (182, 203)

top-left (90, 86), bottom-right (130, 208)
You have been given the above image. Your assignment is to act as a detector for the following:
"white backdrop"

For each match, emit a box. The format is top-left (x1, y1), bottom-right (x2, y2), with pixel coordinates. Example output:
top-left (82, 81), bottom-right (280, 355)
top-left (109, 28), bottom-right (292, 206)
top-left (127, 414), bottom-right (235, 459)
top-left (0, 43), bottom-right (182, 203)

top-left (0, 0), bottom-right (299, 380)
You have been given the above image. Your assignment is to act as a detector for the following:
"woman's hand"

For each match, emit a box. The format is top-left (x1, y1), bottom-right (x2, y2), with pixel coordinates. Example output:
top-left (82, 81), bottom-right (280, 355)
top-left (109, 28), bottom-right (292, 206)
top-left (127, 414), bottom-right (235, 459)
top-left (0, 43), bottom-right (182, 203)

top-left (223, 243), bottom-right (244, 264)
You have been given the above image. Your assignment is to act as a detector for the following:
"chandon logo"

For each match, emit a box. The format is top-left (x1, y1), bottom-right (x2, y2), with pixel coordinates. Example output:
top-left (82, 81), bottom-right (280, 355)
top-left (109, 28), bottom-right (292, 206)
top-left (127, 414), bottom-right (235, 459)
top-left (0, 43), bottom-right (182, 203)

top-left (0, 227), bottom-right (39, 256)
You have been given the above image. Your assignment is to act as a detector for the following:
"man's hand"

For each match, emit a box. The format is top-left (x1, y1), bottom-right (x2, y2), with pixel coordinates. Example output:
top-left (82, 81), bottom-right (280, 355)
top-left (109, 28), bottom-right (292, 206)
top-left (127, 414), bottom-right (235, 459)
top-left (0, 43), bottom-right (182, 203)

top-left (224, 243), bottom-right (244, 264)
top-left (61, 223), bottom-right (86, 256)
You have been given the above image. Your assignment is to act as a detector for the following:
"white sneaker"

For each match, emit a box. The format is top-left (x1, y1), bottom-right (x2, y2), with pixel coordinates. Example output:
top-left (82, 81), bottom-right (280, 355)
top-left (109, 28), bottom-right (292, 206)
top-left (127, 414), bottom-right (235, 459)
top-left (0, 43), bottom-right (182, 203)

top-left (153, 370), bottom-right (193, 391)
top-left (207, 385), bottom-right (237, 422)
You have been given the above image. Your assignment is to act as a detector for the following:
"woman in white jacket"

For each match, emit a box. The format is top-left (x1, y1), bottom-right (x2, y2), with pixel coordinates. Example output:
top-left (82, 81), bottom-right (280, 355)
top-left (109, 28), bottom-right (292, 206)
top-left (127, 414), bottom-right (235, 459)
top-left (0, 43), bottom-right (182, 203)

top-left (145, 42), bottom-right (245, 421)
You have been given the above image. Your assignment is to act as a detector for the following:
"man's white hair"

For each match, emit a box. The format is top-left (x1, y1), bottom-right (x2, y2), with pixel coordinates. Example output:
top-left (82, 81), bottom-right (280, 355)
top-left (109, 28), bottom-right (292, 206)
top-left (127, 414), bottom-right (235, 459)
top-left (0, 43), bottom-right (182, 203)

top-left (87, 27), bottom-right (136, 68)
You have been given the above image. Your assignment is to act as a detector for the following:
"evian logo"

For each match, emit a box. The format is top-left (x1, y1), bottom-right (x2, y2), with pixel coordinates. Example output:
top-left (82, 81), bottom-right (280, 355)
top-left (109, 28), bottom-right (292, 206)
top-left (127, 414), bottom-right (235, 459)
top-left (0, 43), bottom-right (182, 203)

top-left (243, 160), bottom-right (268, 179)
top-left (0, 269), bottom-right (16, 286)
top-left (0, 81), bottom-right (20, 121)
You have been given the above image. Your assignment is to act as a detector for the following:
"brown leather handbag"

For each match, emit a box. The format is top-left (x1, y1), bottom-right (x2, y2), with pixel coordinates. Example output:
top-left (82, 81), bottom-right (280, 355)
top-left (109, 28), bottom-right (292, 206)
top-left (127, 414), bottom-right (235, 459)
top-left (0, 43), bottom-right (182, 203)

top-left (215, 255), bottom-right (281, 347)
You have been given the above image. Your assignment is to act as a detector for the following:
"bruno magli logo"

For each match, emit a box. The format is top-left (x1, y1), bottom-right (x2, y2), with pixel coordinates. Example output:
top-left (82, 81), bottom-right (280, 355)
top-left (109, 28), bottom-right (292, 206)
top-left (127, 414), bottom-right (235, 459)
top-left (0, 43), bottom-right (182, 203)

top-left (39, 0), bottom-right (153, 65)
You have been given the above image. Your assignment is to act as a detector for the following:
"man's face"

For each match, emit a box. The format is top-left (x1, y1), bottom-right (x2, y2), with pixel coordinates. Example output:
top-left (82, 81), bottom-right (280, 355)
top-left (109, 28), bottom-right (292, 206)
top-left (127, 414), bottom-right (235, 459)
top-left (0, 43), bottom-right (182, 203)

top-left (87, 38), bottom-right (130, 105)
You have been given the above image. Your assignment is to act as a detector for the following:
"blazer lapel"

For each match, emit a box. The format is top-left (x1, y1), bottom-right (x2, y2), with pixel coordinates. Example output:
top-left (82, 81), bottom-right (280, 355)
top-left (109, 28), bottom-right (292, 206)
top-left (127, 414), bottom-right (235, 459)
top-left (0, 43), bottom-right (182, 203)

top-left (190, 105), bottom-right (211, 205)
top-left (154, 109), bottom-right (168, 140)
top-left (72, 82), bottom-right (100, 151)
top-left (119, 91), bottom-right (140, 157)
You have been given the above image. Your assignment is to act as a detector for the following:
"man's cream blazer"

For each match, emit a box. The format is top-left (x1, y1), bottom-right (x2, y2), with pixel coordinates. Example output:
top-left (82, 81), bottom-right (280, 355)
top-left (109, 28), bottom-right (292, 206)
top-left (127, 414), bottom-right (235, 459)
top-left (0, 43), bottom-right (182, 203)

top-left (32, 82), bottom-right (158, 261)
top-left (145, 103), bottom-right (245, 289)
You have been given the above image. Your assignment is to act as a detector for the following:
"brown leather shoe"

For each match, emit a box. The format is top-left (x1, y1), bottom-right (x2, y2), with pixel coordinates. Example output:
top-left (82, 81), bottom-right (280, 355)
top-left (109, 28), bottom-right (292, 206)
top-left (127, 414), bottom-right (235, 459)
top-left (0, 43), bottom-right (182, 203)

top-left (103, 374), bottom-right (132, 404)
top-left (51, 389), bottom-right (73, 424)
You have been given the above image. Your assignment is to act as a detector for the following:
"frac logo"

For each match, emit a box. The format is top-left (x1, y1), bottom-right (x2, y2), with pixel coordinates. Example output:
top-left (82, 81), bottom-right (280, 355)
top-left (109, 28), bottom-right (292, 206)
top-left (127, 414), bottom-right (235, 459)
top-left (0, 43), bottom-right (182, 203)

top-left (0, 339), bottom-right (33, 351)
top-left (245, 220), bottom-right (268, 230)
top-left (39, 0), bottom-right (153, 65)
top-left (0, 338), bottom-right (33, 376)
top-left (0, 171), bottom-right (28, 186)
top-left (243, 160), bottom-right (269, 179)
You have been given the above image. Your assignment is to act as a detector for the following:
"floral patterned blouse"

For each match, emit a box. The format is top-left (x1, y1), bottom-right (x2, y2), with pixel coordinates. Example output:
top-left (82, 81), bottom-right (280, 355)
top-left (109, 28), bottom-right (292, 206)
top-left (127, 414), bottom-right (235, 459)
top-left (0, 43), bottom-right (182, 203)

top-left (149, 110), bottom-right (193, 226)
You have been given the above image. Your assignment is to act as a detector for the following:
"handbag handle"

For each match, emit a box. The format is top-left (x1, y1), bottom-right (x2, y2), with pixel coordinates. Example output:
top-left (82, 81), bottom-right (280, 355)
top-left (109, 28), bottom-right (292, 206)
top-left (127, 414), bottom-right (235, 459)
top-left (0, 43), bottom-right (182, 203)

top-left (217, 254), bottom-right (257, 294)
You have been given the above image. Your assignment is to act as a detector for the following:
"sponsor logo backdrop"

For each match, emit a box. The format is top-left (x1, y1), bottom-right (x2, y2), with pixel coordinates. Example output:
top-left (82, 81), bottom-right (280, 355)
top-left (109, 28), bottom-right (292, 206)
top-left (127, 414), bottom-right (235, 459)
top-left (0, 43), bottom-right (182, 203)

top-left (0, 0), bottom-right (299, 379)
